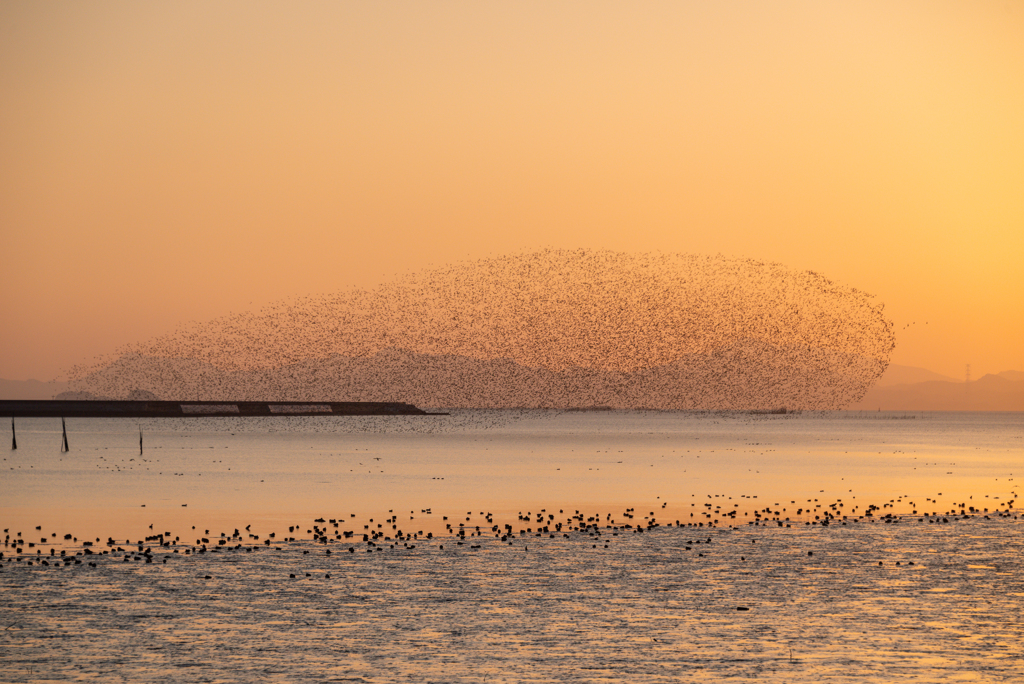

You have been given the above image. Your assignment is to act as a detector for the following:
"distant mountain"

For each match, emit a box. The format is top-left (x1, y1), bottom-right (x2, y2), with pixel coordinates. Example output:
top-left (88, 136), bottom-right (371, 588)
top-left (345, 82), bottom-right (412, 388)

top-left (851, 371), bottom-right (1024, 411)
top-left (126, 389), bottom-right (162, 400)
top-left (53, 390), bottom-right (116, 400)
top-left (0, 377), bottom-right (157, 401)
top-left (873, 364), bottom-right (959, 387)
top-left (0, 378), bottom-right (69, 400)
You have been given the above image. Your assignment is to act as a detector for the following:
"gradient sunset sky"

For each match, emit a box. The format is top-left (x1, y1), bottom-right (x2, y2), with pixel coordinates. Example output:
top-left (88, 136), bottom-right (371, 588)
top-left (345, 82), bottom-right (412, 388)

top-left (2, 1), bottom-right (1021, 382)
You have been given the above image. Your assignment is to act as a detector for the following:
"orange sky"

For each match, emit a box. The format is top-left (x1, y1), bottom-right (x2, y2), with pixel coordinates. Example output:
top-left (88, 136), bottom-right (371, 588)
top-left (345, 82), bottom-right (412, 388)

top-left (1, 1), bottom-right (1021, 382)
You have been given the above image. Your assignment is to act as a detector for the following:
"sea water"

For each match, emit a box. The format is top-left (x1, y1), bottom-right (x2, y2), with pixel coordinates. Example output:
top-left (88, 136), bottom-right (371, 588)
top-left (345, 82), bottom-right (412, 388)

top-left (1, 411), bottom-right (1021, 682)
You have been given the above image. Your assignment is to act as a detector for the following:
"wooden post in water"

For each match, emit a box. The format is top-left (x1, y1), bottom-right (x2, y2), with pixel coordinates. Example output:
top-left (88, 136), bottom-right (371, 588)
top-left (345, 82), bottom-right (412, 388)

top-left (11, 418), bottom-right (15, 450)
top-left (139, 427), bottom-right (143, 456)
top-left (61, 417), bottom-right (69, 452)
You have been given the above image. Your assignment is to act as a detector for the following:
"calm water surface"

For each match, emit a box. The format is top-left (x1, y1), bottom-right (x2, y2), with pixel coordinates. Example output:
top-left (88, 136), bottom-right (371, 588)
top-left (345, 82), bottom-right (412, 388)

top-left (1, 410), bottom-right (1021, 682)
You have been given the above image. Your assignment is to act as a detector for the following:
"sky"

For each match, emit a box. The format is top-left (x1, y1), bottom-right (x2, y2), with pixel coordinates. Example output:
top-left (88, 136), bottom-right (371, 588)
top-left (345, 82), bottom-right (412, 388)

top-left (1, 1), bottom-right (1021, 382)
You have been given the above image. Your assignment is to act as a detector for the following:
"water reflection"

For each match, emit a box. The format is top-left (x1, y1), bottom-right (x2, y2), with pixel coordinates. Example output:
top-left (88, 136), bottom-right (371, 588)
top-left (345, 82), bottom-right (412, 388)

top-left (1, 411), bottom-right (1021, 682)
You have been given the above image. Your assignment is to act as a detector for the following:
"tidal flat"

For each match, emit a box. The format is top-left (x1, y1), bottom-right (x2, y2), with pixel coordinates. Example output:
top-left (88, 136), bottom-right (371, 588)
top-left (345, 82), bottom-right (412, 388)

top-left (2, 410), bottom-right (1021, 682)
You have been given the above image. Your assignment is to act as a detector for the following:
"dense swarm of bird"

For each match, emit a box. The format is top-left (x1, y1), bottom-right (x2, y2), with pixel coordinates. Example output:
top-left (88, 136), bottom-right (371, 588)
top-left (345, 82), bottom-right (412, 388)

top-left (65, 249), bottom-right (895, 409)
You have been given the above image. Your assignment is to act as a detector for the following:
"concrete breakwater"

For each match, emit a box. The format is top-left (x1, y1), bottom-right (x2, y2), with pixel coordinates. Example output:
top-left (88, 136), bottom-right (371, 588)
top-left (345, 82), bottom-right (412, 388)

top-left (1, 399), bottom-right (434, 417)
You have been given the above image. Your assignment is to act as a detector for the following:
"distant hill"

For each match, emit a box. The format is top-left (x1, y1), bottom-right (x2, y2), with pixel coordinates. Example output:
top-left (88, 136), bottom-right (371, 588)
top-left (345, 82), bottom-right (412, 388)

top-left (53, 390), bottom-right (116, 400)
top-left (873, 364), bottom-right (959, 387)
top-left (0, 378), bottom-right (69, 400)
top-left (851, 371), bottom-right (1024, 411)
top-left (0, 379), bottom-right (158, 401)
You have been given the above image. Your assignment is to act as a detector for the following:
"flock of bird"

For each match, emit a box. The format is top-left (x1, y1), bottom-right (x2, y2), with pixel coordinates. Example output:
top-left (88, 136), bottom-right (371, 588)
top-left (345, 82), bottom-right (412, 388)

top-left (65, 249), bottom-right (895, 410)
top-left (3, 496), bottom-right (1017, 575)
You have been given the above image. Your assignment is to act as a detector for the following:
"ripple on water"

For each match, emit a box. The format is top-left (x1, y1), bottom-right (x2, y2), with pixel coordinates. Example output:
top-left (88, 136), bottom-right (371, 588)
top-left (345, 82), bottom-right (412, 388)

top-left (1, 517), bottom-right (1022, 683)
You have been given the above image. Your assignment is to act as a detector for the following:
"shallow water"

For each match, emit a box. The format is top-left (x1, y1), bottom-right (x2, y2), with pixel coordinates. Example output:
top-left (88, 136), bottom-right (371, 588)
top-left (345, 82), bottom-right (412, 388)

top-left (1, 410), bottom-right (1022, 682)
